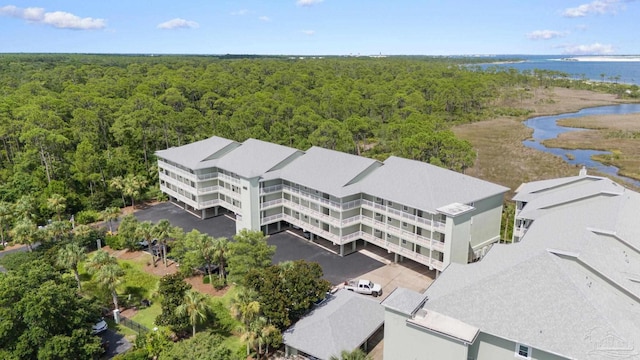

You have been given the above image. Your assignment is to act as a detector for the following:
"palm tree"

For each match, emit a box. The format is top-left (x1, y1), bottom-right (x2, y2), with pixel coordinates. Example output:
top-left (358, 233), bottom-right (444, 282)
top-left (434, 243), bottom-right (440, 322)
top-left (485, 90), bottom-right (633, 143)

top-left (213, 237), bottom-right (230, 280)
top-left (109, 176), bottom-right (126, 207)
top-left (186, 230), bottom-right (216, 283)
top-left (95, 262), bottom-right (124, 311)
top-left (86, 249), bottom-right (118, 274)
top-left (46, 220), bottom-right (71, 242)
top-left (46, 194), bottom-right (66, 221)
top-left (153, 219), bottom-right (173, 267)
top-left (123, 174), bottom-right (148, 209)
top-left (256, 319), bottom-right (281, 359)
top-left (0, 201), bottom-right (13, 245)
top-left (175, 289), bottom-right (209, 337)
top-left (9, 218), bottom-right (38, 251)
top-left (136, 221), bottom-right (156, 266)
top-left (230, 288), bottom-right (261, 356)
top-left (329, 349), bottom-right (371, 360)
top-left (14, 195), bottom-right (37, 221)
top-left (73, 224), bottom-right (93, 241)
top-left (101, 206), bottom-right (121, 233)
top-left (56, 242), bottom-right (87, 290)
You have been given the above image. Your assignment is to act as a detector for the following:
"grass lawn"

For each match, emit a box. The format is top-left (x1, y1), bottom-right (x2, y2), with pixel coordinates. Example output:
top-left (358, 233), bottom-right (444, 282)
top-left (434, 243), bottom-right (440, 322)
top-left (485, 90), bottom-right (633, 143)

top-left (131, 302), bottom-right (162, 329)
top-left (119, 259), bottom-right (159, 300)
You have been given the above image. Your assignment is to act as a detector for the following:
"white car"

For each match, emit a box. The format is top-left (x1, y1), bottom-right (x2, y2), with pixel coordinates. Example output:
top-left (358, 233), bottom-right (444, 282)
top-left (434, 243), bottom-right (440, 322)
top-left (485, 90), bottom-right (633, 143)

top-left (92, 319), bottom-right (108, 335)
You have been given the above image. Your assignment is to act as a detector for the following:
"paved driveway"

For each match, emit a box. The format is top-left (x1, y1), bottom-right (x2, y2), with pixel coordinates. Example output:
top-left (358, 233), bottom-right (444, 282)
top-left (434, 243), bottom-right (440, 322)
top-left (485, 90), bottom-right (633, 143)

top-left (268, 232), bottom-right (384, 285)
top-left (133, 202), bottom-right (236, 239)
top-left (133, 203), bottom-right (385, 285)
top-left (100, 329), bottom-right (132, 359)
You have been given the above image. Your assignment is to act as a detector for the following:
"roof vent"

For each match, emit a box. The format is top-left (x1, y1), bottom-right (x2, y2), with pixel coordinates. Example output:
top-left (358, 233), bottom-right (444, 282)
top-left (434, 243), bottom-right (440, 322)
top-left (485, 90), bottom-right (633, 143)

top-left (579, 166), bottom-right (587, 176)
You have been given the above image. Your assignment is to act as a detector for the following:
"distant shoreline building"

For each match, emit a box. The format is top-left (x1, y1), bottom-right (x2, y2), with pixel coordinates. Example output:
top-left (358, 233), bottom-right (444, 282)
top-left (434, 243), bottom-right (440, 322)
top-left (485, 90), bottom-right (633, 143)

top-left (155, 136), bottom-right (508, 273)
top-left (382, 171), bottom-right (640, 359)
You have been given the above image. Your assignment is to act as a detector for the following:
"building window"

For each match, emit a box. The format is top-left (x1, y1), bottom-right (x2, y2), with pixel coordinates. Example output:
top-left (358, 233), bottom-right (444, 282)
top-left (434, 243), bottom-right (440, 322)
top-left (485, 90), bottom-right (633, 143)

top-left (515, 344), bottom-right (531, 359)
top-left (403, 205), bottom-right (409, 212)
top-left (402, 222), bottom-right (408, 227)
top-left (401, 239), bottom-right (407, 245)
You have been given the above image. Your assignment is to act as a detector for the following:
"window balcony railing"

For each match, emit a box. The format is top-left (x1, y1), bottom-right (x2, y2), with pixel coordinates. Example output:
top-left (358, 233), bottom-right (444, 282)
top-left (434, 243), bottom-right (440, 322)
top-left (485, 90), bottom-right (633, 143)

top-left (360, 199), bottom-right (446, 231)
top-left (197, 185), bottom-right (219, 195)
top-left (218, 172), bottom-right (241, 185)
top-left (158, 161), bottom-right (197, 182)
top-left (196, 172), bottom-right (218, 181)
top-left (281, 199), bottom-right (342, 228)
top-left (260, 184), bottom-right (283, 195)
top-left (260, 198), bottom-right (283, 209)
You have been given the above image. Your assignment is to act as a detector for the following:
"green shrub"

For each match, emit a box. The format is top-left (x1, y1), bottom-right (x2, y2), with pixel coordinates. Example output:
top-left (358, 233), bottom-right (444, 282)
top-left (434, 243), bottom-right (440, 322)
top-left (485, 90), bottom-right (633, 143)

top-left (105, 234), bottom-right (125, 250)
top-left (212, 277), bottom-right (226, 290)
top-left (75, 210), bottom-right (101, 225)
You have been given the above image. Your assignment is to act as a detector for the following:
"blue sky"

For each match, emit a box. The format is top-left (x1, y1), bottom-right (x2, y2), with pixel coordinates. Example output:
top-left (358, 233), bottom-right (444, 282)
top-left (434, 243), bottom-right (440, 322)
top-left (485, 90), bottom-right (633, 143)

top-left (1, 0), bottom-right (638, 55)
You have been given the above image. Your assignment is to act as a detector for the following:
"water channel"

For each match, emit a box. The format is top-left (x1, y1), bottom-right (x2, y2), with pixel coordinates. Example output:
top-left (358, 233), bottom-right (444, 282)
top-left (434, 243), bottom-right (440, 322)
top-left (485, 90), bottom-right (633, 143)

top-left (523, 103), bottom-right (640, 187)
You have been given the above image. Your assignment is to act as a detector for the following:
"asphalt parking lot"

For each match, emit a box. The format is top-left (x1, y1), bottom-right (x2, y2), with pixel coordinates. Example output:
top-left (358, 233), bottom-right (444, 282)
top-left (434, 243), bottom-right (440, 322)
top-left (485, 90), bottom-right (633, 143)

top-left (133, 202), bottom-right (385, 285)
top-left (134, 202), bottom-right (236, 239)
top-left (100, 329), bottom-right (132, 359)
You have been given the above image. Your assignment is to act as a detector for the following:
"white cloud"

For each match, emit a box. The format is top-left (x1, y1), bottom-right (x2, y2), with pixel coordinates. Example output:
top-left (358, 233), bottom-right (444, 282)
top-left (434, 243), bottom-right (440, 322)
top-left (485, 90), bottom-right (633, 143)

top-left (231, 9), bottom-right (248, 16)
top-left (0, 5), bottom-right (105, 29)
top-left (302, 30), bottom-right (315, 35)
top-left (562, 0), bottom-right (626, 17)
top-left (527, 30), bottom-right (567, 40)
top-left (561, 42), bottom-right (615, 54)
top-left (259, 16), bottom-right (271, 22)
top-left (297, 0), bottom-right (324, 7)
top-left (157, 18), bottom-right (199, 30)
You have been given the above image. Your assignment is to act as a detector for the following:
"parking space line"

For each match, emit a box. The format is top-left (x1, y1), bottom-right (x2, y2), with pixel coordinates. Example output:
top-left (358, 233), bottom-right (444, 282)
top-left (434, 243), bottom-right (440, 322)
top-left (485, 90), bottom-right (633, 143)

top-left (284, 230), bottom-right (339, 255)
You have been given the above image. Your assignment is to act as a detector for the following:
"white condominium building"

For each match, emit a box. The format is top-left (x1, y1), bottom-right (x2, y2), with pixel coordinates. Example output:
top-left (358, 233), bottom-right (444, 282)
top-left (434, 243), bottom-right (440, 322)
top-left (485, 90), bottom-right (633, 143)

top-left (156, 136), bottom-right (508, 273)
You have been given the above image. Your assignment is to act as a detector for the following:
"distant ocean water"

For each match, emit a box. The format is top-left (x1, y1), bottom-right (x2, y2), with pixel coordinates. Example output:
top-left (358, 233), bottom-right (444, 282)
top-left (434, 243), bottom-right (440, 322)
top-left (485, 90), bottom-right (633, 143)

top-left (477, 55), bottom-right (640, 86)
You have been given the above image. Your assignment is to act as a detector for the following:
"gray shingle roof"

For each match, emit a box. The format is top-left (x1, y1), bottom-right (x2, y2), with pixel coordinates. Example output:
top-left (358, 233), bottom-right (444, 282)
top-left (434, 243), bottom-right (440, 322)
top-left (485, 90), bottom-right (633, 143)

top-left (353, 156), bottom-right (509, 213)
top-left (277, 147), bottom-right (382, 196)
top-left (420, 177), bottom-right (640, 359)
top-left (381, 287), bottom-right (427, 315)
top-left (215, 138), bottom-right (303, 179)
top-left (283, 289), bottom-right (384, 360)
top-left (155, 136), bottom-right (239, 169)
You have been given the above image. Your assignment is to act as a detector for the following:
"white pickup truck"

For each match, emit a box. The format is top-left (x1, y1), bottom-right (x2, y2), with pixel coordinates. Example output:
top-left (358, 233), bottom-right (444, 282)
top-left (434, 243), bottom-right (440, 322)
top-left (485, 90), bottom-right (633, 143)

top-left (343, 279), bottom-right (383, 297)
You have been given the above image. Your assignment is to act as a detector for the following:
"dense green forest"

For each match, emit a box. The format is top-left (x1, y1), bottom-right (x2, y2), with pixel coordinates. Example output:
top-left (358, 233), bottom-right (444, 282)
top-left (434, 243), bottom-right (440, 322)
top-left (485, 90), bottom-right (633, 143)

top-left (0, 54), bottom-right (635, 223)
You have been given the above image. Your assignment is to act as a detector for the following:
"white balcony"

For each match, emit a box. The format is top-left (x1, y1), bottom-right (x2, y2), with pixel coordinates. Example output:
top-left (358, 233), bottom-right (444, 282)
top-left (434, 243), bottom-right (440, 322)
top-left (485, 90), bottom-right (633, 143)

top-left (360, 199), bottom-right (446, 232)
top-left (282, 213), bottom-right (340, 243)
top-left (281, 198), bottom-right (342, 228)
top-left (197, 185), bottom-right (220, 195)
top-left (356, 231), bottom-right (445, 271)
top-left (197, 172), bottom-right (218, 181)
top-left (260, 198), bottom-right (284, 209)
top-left (160, 185), bottom-right (198, 209)
top-left (158, 161), bottom-right (197, 182)
top-left (260, 184), bottom-right (283, 195)
top-left (218, 172), bottom-right (241, 185)
top-left (261, 213), bottom-right (284, 225)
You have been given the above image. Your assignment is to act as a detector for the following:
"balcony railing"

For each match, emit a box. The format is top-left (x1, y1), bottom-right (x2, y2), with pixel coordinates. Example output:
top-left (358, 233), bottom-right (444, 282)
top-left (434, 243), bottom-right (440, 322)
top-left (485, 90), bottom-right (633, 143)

top-left (160, 185), bottom-right (198, 209)
top-left (360, 199), bottom-right (446, 232)
top-left (196, 172), bottom-right (218, 181)
top-left (282, 185), bottom-right (362, 212)
top-left (158, 161), bottom-right (197, 182)
top-left (356, 231), bottom-right (445, 271)
top-left (281, 199), bottom-right (342, 228)
top-left (260, 198), bottom-right (283, 209)
top-left (260, 184), bottom-right (283, 195)
top-left (282, 214), bottom-right (340, 243)
top-left (218, 172), bottom-right (240, 185)
top-left (197, 185), bottom-right (219, 195)
top-left (261, 213), bottom-right (284, 225)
